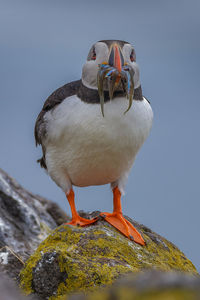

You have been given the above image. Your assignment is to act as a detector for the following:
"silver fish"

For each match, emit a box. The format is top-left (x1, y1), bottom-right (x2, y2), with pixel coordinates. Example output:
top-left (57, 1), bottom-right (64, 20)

top-left (124, 67), bottom-right (134, 114)
top-left (120, 69), bottom-right (129, 98)
top-left (107, 71), bottom-right (119, 100)
top-left (97, 65), bottom-right (114, 116)
top-left (97, 63), bottom-right (135, 116)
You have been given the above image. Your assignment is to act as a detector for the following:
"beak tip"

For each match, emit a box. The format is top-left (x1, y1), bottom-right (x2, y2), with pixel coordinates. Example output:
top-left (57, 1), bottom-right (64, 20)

top-left (108, 44), bottom-right (123, 73)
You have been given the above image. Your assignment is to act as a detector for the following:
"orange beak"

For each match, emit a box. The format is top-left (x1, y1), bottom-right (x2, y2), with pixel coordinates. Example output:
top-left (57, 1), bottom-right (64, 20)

top-left (108, 44), bottom-right (124, 73)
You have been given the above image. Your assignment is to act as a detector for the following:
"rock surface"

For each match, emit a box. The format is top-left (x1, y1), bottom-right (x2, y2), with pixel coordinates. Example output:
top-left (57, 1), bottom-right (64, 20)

top-left (68, 270), bottom-right (200, 300)
top-left (0, 273), bottom-right (38, 300)
top-left (20, 212), bottom-right (198, 299)
top-left (0, 167), bottom-right (69, 280)
top-left (0, 168), bottom-right (198, 300)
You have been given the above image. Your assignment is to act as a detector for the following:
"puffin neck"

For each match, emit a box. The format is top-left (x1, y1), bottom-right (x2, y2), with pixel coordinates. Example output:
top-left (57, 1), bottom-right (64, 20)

top-left (77, 81), bottom-right (143, 104)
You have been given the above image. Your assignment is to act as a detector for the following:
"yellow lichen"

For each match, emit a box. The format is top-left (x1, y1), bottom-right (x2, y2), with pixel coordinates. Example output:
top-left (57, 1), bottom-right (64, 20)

top-left (20, 223), bottom-right (198, 299)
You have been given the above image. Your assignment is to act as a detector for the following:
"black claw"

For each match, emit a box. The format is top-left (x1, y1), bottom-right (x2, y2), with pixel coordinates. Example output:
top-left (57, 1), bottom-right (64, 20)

top-left (77, 223), bottom-right (80, 226)
top-left (129, 235), bottom-right (134, 241)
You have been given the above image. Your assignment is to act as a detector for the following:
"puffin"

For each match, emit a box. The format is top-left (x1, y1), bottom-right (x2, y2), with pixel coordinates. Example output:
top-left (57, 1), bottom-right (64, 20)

top-left (35, 40), bottom-right (153, 246)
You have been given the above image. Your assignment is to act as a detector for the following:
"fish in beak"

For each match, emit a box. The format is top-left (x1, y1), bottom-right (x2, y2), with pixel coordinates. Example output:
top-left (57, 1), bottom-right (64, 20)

top-left (97, 43), bottom-right (135, 116)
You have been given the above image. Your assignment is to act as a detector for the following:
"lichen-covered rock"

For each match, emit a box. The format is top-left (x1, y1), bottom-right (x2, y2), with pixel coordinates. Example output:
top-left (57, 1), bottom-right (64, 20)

top-left (20, 212), bottom-right (198, 299)
top-left (0, 167), bottom-right (69, 280)
top-left (68, 270), bottom-right (200, 300)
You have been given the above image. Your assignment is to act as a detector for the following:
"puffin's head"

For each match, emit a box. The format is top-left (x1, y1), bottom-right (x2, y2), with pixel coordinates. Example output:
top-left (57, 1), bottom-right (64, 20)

top-left (82, 40), bottom-right (141, 115)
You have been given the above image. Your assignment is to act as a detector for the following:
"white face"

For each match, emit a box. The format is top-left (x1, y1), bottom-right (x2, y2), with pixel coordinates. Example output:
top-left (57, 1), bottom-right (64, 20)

top-left (82, 41), bottom-right (141, 90)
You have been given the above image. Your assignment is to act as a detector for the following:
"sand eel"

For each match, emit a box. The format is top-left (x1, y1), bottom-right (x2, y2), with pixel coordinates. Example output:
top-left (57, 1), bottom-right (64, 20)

top-left (35, 40), bottom-right (153, 245)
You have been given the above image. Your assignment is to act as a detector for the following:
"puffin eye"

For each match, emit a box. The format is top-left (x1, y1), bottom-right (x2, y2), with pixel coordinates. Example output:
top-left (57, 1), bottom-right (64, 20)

top-left (91, 48), bottom-right (96, 60)
top-left (130, 49), bottom-right (136, 62)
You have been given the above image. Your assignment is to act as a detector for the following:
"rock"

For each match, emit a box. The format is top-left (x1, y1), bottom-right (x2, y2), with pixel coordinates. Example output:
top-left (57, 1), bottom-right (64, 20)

top-left (0, 246), bottom-right (25, 282)
top-left (0, 167), bottom-right (69, 281)
top-left (68, 270), bottom-right (200, 300)
top-left (20, 212), bottom-right (198, 299)
top-left (0, 273), bottom-right (38, 300)
top-left (0, 167), bottom-right (198, 299)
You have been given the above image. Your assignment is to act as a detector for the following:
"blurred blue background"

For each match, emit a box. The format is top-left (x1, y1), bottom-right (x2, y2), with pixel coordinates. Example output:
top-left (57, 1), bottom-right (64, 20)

top-left (0, 0), bottom-right (200, 270)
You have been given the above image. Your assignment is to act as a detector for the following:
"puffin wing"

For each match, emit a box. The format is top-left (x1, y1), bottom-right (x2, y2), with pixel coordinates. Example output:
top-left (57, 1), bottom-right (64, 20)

top-left (34, 79), bottom-right (81, 168)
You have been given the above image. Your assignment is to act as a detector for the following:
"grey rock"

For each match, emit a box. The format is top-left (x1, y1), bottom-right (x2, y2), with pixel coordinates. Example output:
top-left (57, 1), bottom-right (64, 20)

top-left (114, 270), bottom-right (200, 290)
top-left (0, 167), bottom-right (69, 280)
top-left (0, 273), bottom-right (38, 300)
top-left (68, 270), bottom-right (200, 300)
top-left (0, 246), bottom-right (24, 281)
top-left (32, 252), bottom-right (68, 300)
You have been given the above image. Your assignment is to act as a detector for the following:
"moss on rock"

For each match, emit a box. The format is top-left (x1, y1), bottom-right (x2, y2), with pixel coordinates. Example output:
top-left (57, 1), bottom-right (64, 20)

top-left (20, 214), bottom-right (198, 299)
top-left (80, 287), bottom-right (199, 300)
top-left (68, 270), bottom-right (200, 300)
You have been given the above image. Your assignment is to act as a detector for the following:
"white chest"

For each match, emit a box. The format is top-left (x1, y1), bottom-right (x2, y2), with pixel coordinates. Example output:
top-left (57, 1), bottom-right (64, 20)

top-left (44, 95), bottom-right (153, 188)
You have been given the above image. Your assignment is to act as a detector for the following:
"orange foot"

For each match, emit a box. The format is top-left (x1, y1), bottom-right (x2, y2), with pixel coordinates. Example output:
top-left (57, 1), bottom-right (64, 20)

top-left (100, 212), bottom-right (145, 245)
top-left (64, 189), bottom-right (98, 227)
top-left (64, 216), bottom-right (98, 227)
top-left (99, 187), bottom-right (145, 245)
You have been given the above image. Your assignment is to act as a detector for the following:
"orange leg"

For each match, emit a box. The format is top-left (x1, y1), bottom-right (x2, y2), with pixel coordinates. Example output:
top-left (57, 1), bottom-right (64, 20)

top-left (64, 189), bottom-right (97, 227)
top-left (100, 187), bottom-right (145, 246)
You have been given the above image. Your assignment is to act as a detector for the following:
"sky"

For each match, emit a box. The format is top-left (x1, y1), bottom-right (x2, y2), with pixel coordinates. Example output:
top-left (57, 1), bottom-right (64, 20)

top-left (0, 0), bottom-right (200, 271)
